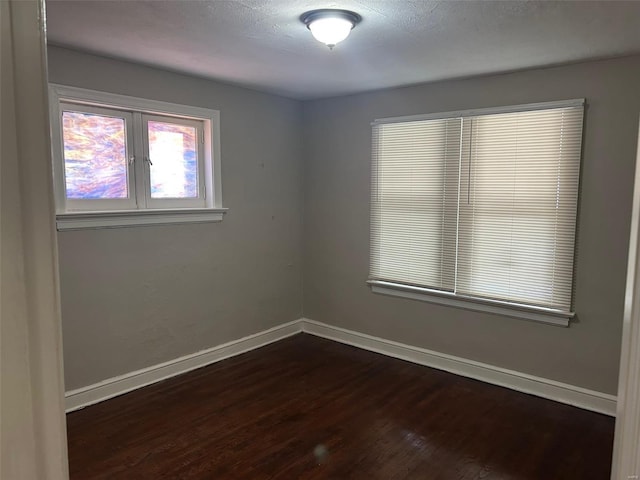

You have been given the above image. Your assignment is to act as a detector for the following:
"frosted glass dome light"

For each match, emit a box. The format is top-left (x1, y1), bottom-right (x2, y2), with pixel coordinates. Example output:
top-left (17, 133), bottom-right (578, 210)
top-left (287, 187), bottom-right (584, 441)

top-left (301, 9), bottom-right (361, 49)
top-left (309, 17), bottom-right (353, 46)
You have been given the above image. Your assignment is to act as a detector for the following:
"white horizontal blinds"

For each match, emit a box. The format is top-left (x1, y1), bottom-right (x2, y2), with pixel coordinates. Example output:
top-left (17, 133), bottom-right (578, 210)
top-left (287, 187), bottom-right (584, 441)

top-left (370, 118), bottom-right (461, 291)
top-left (456, 106), bottom-right (584, 311)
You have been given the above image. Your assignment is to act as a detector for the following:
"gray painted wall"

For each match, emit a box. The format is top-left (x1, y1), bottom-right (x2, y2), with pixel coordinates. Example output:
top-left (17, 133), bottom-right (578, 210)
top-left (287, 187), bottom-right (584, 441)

top-left (48, 47), bottom-right (303, 390)
top-left (50, 45), bottom-right (640, 397)
top-left (302, 55), bottom-right (640, 395)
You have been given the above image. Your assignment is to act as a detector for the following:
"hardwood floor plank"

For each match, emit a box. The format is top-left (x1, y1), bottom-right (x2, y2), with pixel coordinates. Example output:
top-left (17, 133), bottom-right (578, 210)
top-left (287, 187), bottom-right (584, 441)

top-left (67, 334), bottom-right (614, 479)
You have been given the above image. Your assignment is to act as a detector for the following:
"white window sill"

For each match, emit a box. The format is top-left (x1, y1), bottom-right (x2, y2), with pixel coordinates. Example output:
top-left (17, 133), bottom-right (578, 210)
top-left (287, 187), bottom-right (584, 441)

top-left (56, 208), bottom-right (228, 231)
top-left (367, 280), bottom-right (573, 327)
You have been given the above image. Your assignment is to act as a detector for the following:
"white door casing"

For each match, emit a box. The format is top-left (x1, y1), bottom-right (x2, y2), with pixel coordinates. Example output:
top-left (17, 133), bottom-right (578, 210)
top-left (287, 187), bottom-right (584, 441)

top-left (611, 119), bottom-right (640, 480)
top-left (0, 0), bottom-right (69, 478)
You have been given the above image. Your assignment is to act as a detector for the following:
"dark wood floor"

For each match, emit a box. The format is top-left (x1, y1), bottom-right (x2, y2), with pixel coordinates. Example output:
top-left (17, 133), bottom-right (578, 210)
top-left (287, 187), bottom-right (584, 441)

top-left (67, 334), bottom-right (615, 479)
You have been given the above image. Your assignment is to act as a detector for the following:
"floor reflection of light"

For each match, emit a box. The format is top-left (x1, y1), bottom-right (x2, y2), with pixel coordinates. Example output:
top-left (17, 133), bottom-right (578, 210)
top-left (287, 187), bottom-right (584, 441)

top-left (399, 427), bottom-right (520, 479)
top-left (402, 429), bottom-right (429, 452)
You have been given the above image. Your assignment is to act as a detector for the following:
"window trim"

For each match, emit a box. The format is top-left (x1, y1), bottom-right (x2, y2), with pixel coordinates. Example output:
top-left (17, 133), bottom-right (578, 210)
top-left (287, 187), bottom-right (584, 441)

top-left (369, 99), bottom-right (585, 327)
top-left (49, 84), bottom-right (225, 229)
top-left (368, 280), bottom-right (573, 327)
top-left (56, 208), bottom-right (227, 231)
top-left (371, 98), bottom-right (585, 126)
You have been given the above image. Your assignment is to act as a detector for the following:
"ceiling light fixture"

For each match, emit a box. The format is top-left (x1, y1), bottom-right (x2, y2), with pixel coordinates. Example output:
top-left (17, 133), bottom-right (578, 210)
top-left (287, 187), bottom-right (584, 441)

top-left (300, 9), bottom-right (361, 49)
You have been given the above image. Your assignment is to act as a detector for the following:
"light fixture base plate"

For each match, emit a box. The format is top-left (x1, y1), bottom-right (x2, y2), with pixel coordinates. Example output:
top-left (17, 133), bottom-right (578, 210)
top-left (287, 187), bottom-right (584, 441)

top-left (300, 9), bottom-right (362, 29)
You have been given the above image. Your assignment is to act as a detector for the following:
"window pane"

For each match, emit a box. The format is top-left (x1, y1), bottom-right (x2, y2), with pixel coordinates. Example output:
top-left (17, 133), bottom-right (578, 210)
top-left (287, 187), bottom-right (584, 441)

top-left (148, 121), bottom-right (198, 199)
top-left (62, 111), bottom-right (129, 199)
top-left (370, 118), bottom-right (461, 291)
top-left (456, 107), bottom-right (583, 310)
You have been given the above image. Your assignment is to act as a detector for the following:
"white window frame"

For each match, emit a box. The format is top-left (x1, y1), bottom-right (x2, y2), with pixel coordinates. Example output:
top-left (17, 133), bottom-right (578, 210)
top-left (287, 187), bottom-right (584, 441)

top-left (368, 98), bottom-right (585, 327)
top-left (59, 102), bottom-right (138, 212)
top-left (49, 84), bottom-right (226, 230)
top-left (141, 113), bottom-right (206, 209)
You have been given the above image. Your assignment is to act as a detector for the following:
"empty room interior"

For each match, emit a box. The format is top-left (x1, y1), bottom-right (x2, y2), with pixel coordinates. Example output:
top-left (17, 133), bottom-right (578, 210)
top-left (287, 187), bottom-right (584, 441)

top-left (5, 0), bottom-right (640, 479)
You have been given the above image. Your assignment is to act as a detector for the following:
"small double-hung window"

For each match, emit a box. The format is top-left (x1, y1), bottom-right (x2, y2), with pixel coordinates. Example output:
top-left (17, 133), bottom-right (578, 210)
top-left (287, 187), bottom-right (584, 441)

top-left (49, 85), bottom-right (224, 229)
top-left (369, 100), bottom-right (585, 326)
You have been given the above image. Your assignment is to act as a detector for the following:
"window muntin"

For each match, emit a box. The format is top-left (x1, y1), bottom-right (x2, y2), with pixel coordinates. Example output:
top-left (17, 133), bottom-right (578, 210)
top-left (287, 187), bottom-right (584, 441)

top-left (370, 103), bottom-right (584, 314)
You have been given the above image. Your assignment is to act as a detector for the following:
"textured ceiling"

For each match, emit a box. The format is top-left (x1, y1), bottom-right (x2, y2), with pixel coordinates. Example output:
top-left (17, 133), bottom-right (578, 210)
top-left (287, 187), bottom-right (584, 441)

top-left (45, 0), bottom-right (640, 100)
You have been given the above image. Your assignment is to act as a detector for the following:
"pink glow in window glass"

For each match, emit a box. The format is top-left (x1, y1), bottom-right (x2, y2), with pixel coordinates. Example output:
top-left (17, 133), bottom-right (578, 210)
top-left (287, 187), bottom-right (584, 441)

top-left (62, 111), bottom-right (128, 199)
top-left (148, 121), bottom-right (198, 199)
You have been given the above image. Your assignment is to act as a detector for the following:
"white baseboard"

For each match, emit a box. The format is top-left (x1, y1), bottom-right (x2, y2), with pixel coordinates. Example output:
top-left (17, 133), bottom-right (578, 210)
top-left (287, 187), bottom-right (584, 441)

top-left (66, 317), bottom-right (617, 416)
top-left (301, 318), bottom-right (617, 416)
top-left (65, 320), bottom-right (302, 412)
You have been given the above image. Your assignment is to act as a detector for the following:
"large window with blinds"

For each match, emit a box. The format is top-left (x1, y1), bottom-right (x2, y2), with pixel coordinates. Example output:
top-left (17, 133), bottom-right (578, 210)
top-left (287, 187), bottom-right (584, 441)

top-left (369, 100), bottom-right (584, 326)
